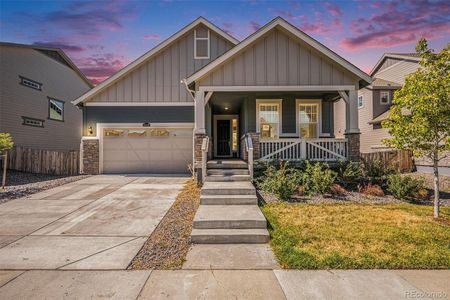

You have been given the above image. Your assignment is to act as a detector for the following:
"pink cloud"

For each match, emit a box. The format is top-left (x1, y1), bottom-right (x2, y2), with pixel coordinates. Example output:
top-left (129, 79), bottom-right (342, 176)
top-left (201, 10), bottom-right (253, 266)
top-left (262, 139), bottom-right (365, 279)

top-left (143, 34), bottom-right (161, 40)
top-left (74, 53), bottom-right (128, 84)
top-left (323, 2), bottom-right (343, 17)
top-left (297, 16), bottom-right (342, 35)
top-left (249, 21), bottom-right (261, 32)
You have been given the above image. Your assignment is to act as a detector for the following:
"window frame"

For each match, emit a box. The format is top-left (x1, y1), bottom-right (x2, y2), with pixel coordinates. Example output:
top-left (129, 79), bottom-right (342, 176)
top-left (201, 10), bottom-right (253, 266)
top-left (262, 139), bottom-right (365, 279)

top-left (256, 99), bottom-right (282, 140)
top-left (194, 28), bottom-right (210, 59)
top-left (47, 97), bottom-right (65, 122)
top-left (380, 91), bottom-right (390, 105)
top-left (22, 116), bottom-right (44, 128)
top-left (19, 75), bottom-right (42, 91)
top-left (358, 95), bottom-right (364, 109)
top-left (295, 99), bottom-right (322, 139)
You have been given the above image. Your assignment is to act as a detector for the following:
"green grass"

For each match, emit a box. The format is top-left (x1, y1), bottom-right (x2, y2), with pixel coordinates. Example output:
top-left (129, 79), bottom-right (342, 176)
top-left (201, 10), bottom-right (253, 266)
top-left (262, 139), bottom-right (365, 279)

top-left (262, 203), bottom-right (450, 269)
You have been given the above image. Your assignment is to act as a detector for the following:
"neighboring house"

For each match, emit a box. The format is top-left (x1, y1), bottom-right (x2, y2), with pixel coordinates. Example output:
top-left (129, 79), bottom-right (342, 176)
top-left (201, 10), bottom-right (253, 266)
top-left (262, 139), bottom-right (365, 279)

top-left (73, 17), bottom-right (371, 177)
top-left (334, 53), bottom-right (420, 153)
top-left (0, 42), bottom-right (92, 151)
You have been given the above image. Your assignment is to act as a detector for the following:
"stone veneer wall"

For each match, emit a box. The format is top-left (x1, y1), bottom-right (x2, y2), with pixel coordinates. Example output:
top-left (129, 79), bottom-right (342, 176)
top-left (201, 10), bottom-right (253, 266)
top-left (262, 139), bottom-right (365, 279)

top-left (194, 133), bottom-right (206, 183)
top-left (241, 132), bottom-right (260, 161)
top-left (345, 133), bottom-right (360, 162)
top-left (82, 139), bottom-right (99, 175)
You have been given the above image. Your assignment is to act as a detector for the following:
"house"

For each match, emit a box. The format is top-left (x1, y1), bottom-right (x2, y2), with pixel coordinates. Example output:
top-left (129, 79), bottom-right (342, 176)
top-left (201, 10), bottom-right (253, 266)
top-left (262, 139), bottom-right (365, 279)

top-left (72, 17), bottom-right (371, 179)
top-left (0, 42), bottom-right (92, 151)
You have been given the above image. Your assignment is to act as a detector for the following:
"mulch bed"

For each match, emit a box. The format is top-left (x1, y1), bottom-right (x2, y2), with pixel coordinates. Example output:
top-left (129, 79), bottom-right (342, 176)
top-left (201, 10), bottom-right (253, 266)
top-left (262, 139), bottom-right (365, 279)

top-left (128, 178), bottom-right (200, 270)
top-left (0, 170), bottom-right (90, 204)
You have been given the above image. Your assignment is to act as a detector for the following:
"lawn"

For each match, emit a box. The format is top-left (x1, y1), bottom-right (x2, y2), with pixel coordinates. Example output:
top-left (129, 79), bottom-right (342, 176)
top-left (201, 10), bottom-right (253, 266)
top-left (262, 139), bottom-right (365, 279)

top-left (262, 202), bottom-right (450, 269)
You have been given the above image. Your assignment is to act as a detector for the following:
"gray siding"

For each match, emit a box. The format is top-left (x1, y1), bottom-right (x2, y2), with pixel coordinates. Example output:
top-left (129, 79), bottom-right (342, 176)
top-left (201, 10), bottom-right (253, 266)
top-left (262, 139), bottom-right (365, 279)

top-left (374, 60), bottom-right (420, 85)
top-left (89, 24), bottom-right (234, 104)
top-left (376, 57), bottom-right (402, 73)
top-left (83, 106), bottom-right (194, 136)
top-left (199, 27), bottom-right (358, 87)
top-left (372, 89), bottom-right (395, 118)
top-left (0, 45), bottom-right (90, 150)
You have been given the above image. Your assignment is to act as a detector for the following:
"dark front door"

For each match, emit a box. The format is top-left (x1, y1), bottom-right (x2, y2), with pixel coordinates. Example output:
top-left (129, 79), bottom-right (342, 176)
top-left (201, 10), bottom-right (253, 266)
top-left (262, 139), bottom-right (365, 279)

top-left (217, 119), bottom-right (231, 156)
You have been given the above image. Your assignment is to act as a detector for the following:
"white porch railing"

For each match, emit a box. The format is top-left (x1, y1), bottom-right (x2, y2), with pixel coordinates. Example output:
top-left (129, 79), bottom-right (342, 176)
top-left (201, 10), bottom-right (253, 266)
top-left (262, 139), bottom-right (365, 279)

top-left (244, 135), bottom-right (254, 179)
top-left (259, 138), bottom-right (348, 162)
top-left (201, 136), bottom-right (209, 183)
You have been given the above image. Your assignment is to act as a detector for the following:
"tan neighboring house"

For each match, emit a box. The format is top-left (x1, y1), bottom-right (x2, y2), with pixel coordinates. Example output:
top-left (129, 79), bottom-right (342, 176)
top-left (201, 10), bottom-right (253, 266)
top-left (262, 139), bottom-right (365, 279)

top-left (0, 42), bottom-right (92, 151)
top-left (334, 53), bottom-right (420, 153)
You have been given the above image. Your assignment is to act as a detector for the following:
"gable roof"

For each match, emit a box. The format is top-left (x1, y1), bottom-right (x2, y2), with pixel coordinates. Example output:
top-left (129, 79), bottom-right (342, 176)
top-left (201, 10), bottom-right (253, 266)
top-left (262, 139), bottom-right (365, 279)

top-left (0, 42), bottom-right (93, 88)
top-left (72, 17), bottom-right (239, 105)
top-left (370, 53), bottom-right (420, 76)
top-left (186, 17), bottom-right (372, 86)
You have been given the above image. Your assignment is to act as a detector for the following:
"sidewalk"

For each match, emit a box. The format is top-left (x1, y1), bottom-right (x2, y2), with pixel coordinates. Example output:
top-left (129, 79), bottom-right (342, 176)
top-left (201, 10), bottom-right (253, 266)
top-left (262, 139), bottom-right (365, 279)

top-left (1, 269), bottom-right (448, 299)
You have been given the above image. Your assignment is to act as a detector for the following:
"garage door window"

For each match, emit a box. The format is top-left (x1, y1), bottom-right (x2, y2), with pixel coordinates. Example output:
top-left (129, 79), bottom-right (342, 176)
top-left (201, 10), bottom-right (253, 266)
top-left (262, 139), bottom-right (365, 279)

top-left (150, 128), bottom-right (170, 137)
top-left (104, 129), bottom-right (125, 137)
top-left (128, 130), bottom-right (146, 137)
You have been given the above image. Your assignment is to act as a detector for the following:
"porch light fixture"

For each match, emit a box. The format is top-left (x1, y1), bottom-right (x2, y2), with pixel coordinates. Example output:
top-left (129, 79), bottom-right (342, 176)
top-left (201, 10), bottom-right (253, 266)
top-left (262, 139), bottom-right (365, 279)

top-left (88, 126), bottom-right (93, 135)
top-left (224, 107), bottom-right (229, 111)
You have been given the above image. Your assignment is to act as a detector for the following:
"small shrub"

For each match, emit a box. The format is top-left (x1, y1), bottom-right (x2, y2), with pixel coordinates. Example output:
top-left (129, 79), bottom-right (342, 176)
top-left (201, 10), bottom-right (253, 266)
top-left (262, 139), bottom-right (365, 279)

top-left (416, 188), bottom-right (429, 200)
top-left (360, 183), bottom-right (385, 197)
top-left (336, 161), bottom-right (362, 185)
top-left (296, 185), bottom-right (305, 196)
top-left (330, 183), bottom-right (347, 195)
top-left (361, 159), bottom-right (397, 183)
top-left (257, 161), bottom-right (301, 201)
top-left (387, 174), bottom-right (426, 201)
top-left (301, 161), bottom-right (336, 196)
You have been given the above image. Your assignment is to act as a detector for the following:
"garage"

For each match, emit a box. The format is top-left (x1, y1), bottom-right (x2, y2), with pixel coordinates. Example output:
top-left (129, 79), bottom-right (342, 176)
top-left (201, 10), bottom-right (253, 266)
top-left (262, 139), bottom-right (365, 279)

top-left (102, 126), bottom-right (193, 174)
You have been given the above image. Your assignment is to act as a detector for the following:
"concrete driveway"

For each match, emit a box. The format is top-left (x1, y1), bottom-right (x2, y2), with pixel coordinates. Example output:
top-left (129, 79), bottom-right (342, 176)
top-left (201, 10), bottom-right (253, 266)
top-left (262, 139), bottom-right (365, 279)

top-left (0, 175), bottom-right (187, 270)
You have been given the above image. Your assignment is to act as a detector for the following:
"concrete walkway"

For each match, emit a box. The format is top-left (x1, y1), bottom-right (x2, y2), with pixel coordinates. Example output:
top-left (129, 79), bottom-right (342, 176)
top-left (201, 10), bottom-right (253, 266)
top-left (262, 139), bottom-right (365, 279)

top-left (0, 175), bottom-right (187, 270)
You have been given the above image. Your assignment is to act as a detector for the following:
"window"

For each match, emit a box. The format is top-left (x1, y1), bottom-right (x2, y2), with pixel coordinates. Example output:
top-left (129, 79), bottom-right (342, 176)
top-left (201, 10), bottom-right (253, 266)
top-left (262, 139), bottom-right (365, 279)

top-left (19, 76), bottom-right (42, 90)
top-left (194, 27), bottom-right (210, 59)
top-left (104, 129), bottom-right (125, 137)
top-left (380, 91), bottom-right (390, 105)
top-left (358, 95), bottom-right (363, 108)
top-left (373, 123), bottom-right (382, 130)
top-left (22, 116), bottom-right (44, 127)
top-left (298, 102), bottom-right (320, 138)
top-left (128, 130), bottom-right (146, 137)
top-left (257, 101), bottom-right (281, 139)
top-left (48, 98), bottom-right (64, 121)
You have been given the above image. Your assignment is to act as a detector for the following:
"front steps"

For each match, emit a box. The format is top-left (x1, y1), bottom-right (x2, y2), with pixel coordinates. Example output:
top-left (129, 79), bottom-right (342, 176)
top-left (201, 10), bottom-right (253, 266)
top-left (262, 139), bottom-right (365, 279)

top-left (191, 160), bottom-right (269, 244)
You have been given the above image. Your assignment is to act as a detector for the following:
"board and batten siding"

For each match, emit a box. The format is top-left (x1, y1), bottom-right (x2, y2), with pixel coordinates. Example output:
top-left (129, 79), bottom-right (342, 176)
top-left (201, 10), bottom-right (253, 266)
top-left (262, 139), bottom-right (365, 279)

top-left (199, 28), bottom-right (358, 87)
top-left (88, 25), bottom-right (234, 104)
top-left (374, 60), bottom-right (420, 85)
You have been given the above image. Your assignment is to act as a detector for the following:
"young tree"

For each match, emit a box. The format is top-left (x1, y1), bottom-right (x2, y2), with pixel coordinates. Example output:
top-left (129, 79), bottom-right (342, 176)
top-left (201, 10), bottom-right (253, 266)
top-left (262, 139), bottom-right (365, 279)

top-left (382, 39), bottom-right (450, 218)
top-left (0, 133), bottom-right (14, 189)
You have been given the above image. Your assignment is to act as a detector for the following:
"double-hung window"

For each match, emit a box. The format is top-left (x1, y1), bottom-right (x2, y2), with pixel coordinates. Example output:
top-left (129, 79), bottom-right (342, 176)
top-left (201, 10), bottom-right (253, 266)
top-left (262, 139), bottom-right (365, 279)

top-left (194, 27), bottom-right (210, 59)
top-left (358, 95), bottom-right (363, 108)
top-left (298, 101), bottom-right (320, 138)
top-left (380, 91), bottom-right (390, 105)
top-left (257, 100), bottom-right (281, 139)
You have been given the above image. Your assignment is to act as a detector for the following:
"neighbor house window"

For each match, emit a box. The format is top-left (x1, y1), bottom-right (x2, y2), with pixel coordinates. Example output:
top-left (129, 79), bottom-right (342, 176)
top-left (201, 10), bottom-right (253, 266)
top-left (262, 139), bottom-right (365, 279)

top-left (48, 98), bottom-right (64, 121)
top-left (19, 76), bottom-right (42, 90)
top-left (194, 27), bottom-right (210, 59)
top-left (22, 116), bottom-right (44, 127)
top-left (257, 101), bottom-right (281, 139)
top-left (298, 102), bottom-right (320, 138)
top-left (358, 95), bottom-right (363, 108)
top-left (380, 91), bottom-right (390, 105)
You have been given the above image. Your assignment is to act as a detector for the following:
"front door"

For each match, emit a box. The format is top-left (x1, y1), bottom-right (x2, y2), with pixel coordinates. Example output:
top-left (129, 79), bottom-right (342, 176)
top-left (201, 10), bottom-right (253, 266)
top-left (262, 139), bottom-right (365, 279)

top-left (216, 119), bottom-right (231, 156)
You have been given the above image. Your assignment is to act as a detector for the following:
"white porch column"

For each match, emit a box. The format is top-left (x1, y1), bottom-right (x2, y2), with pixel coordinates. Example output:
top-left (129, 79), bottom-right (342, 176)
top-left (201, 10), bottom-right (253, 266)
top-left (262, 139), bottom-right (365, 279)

top-left (345, 90), bottom-right (360, 134)
top-left (194, 91), bottom-right (206, 134)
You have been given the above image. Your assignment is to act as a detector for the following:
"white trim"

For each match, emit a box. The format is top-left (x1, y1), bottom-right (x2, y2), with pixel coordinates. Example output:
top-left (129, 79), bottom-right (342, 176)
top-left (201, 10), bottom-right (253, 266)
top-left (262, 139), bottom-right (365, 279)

top-left (94, 122), bottom-right (194, 174)
top-left (72, 17), bottom-right (238, 106)
top-left (295, 99), bottom-right (322, 138)
top-left (186, 17), bottom-right (372, 85)
top-left (199, 85), bottom-right (356, 93)
top-left (380, 91), bottom-right (390, 105)
top-left (213, 115), bottom-right (238, 158)
top-left (84, 102), bottom-right (194, 106)
top-left (256, 99), bottom-right (282, 140)
top-left (194, 28), bottom-right (210, 59)
top-left (204, 91), bottom-right (213, 104)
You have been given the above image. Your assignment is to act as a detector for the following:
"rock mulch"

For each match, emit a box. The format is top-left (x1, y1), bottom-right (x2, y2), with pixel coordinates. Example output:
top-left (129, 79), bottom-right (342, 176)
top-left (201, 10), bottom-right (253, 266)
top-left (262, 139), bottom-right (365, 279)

top-left (128, 179), bottom-right (200, 270)
top-left (0, 170), bottom-right (89, 204)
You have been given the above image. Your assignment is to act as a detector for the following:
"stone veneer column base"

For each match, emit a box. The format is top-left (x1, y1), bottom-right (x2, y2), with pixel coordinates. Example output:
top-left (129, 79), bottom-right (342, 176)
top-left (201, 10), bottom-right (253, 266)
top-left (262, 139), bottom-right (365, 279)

top-left (81, 139), bottom-right (99, 175)
top-left (194, 133), bottom-right (207, 183)
top-left (344, 132), bottom-right (361, 162)
top-left (241, 132), bottom-right (260, 161)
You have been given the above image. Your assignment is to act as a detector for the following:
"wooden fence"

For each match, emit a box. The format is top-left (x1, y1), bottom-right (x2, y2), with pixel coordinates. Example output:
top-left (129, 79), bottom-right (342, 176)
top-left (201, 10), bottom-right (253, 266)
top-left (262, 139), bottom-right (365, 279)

top-left (360, 150), bottom-right (413, 173)
top-left (4, 146), bottom-right (79, 176)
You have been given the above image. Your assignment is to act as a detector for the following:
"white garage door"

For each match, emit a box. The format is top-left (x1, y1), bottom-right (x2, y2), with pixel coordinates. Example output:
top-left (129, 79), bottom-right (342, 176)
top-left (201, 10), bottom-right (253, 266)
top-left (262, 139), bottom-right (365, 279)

top-left (102, 127), bottom-right (193, 174)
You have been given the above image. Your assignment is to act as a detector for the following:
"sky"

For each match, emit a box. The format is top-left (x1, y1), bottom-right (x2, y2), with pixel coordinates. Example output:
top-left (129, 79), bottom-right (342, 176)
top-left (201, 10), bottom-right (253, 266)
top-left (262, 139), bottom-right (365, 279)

top-left (1, 0), bottom-right (449, 84)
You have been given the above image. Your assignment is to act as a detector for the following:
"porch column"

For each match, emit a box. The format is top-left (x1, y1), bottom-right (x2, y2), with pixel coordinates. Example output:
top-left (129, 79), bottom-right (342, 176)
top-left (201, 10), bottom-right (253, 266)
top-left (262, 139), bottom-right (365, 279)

top-left (344, 90), bottom-right (360, 161)
top-left (194, 91), bottom-right (205, 134)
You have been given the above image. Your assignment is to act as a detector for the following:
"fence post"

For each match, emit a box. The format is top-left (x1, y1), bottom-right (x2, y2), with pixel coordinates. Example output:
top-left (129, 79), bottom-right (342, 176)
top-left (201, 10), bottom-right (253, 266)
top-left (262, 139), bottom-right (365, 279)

top-left (300, 140), bottom-right (307, 160)
top-left (1, 151), bottom-right (7, 189)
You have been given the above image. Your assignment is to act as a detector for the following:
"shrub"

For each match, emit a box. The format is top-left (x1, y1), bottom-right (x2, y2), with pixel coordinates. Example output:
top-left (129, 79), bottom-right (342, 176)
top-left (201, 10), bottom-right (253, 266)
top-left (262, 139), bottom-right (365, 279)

top-left (387, 174), bottom-right (426, 201)
top-left (257, 161), bottom-right (301, 201)
top-left (361, 159), bottom-right (397, 182)
top-left (301, 161), bottom-right (336, 196)
top-left (335, 161), bottom-right (362, 185)
top-left (330, 183), bottom-right (347, 195)
top-left (360, 183), bottom-right (385, 197)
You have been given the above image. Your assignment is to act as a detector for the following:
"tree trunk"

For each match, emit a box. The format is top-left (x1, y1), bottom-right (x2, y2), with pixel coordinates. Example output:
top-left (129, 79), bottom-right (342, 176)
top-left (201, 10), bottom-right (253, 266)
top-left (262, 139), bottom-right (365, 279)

top-left (433, 153), bottom-right (440, 219)
top-left (1, 151), bottom-right (7, 189)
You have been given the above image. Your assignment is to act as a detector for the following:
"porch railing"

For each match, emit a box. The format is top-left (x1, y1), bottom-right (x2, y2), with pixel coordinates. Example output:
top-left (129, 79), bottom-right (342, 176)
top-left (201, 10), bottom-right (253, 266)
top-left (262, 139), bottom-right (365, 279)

top-left (259, 138), bottom-right (348, 162)
top-left (201, 136), bottom-right (209, 183)
top-left (244, 135), bottom-right (254, 179)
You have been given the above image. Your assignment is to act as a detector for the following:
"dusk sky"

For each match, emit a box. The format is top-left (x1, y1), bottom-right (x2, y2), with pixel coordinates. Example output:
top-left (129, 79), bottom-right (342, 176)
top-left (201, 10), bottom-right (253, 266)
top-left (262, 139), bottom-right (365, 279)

top-left (1, 0), bottom-right (449, 84)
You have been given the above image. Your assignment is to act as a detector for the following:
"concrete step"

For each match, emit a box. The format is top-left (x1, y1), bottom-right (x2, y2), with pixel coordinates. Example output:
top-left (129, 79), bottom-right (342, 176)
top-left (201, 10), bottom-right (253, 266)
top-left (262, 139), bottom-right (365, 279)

top-left (201, 181), bottom-right (255, 195)
top-left (200, 195), bottom-right (258, 205)
top-left (205, 175), bottom-right (251, 182)
top-left (207, 169), bottom-right (249, 176)
top-left (207, 160), bottom-right (248, 169)
top-left (191, 228), bottom-right (270, 244)
top-left (193, 205), bottom-right (267, 229)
